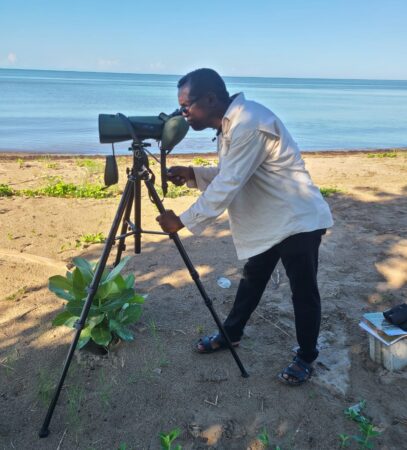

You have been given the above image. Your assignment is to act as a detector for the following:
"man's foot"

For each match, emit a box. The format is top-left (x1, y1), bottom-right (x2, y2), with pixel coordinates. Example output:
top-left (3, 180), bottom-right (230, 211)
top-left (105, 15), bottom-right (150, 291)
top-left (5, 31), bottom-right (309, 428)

top-left (278, 356), bottom-right (314, 386)
top-left (196, 333), bottom-right (240, 354)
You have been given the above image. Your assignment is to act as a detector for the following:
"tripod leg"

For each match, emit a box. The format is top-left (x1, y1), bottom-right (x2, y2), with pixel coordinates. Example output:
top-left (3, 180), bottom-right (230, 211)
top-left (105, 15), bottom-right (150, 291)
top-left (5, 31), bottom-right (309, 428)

top-left (114, 182), bottom-right (135, 266)
top-left (134, 178), bottom-right (142, 254)
top-left (39, 180), bottom-right (135, 438)
top-left (144, 179), bottom-right (249, 378)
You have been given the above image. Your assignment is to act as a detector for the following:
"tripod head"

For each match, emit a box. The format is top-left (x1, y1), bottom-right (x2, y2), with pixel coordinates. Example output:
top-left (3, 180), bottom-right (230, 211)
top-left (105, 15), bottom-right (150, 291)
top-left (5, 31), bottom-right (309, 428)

top-left (99, 111), bottom-right (189, 194)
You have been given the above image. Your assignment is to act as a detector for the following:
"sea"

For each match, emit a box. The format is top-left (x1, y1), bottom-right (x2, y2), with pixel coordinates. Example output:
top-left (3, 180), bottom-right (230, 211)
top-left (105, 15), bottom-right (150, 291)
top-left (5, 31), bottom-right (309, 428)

top-left (0, 68), bottom-right (406, 155)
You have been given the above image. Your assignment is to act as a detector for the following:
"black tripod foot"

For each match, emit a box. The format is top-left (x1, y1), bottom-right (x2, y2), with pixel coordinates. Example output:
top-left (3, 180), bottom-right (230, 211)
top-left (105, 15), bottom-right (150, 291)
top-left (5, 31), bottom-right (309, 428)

top-left (241, 370), bottom-right (250, 378)
top-left (39, 428), bottom-right (50, 438)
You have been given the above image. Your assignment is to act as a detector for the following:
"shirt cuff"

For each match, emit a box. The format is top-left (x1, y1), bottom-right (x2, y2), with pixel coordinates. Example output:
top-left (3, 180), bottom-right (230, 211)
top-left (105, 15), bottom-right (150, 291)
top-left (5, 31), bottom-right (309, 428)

top-left (186, 166), bottom-right (197, 189)
top-left (179, 209), bottom-right (206, 235)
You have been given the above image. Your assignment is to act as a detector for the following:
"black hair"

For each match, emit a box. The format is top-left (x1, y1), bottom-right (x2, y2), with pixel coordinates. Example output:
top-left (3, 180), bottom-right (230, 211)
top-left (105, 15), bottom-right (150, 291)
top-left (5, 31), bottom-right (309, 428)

top-left (177, 68), bottom-right (230, 103)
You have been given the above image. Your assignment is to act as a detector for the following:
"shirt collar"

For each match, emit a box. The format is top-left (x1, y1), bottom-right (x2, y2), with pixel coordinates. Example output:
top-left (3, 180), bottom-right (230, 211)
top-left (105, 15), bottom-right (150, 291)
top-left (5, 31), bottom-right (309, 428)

top-left (221, 92), bottom-right (245, 134)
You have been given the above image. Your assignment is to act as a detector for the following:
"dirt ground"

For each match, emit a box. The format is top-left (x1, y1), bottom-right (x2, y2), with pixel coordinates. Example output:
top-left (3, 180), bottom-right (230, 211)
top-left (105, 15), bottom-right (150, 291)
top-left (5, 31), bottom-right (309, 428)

top-left (1, 150), bottom-right (407, 450)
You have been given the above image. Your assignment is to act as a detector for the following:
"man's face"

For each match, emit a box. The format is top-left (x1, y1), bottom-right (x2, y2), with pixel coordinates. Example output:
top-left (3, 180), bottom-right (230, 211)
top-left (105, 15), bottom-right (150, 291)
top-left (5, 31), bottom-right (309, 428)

top-left (178, 83), bottom-right (213, 131)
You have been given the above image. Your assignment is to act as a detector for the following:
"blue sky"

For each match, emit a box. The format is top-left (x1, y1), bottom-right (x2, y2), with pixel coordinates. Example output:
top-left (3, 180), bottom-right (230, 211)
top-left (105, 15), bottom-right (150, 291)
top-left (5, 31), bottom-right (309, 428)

top-left (0, 0), bottom-right (406, 79)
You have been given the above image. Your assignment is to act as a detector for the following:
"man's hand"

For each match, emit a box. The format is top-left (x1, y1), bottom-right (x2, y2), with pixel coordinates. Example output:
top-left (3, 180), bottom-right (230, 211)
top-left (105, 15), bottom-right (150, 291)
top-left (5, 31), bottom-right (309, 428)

top-left (156, 210), bottom-right (184, 233)
top-left (167, 166), bottom-right (195, 186)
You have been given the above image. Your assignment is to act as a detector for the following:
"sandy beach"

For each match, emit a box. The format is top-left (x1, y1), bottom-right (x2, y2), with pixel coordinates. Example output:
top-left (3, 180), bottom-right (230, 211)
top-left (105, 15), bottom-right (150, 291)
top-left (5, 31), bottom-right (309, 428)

top-left (1, 150), bottom-right (407, 449)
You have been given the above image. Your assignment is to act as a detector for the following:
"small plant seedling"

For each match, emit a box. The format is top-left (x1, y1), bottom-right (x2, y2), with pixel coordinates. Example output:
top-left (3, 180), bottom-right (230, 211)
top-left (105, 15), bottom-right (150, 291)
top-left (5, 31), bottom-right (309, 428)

top-left (341, 400), bottom-right (381, 449)
top-left (320, 187), bottom-right (341, 197)
top-left (339, 433), bottom-right (351, 448)
top-left (17, 158), bottom-right (25, 168)
top-left (0, 184), bottom-right (14, 197)
top-left (192, 157), bottom-right (212, 166)
top-left (75, 232), bottom-right (106, 248)
top-left (4, 286), bottom-right (27, 302)
top-left (159, 428), bottom-right (182, 450)
top-left (257, 428), bottom-right (271, 446)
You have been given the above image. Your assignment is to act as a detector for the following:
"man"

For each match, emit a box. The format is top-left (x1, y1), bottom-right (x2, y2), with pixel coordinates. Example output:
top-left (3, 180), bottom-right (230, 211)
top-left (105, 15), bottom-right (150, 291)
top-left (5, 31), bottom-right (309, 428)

top-left (156, 68), bottom-right (333, 386)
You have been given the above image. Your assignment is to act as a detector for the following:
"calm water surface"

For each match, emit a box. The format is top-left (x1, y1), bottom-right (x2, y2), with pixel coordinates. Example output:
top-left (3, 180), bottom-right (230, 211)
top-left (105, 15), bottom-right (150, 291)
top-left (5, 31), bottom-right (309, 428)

top-left (0, 69), bottom-right (406, 154)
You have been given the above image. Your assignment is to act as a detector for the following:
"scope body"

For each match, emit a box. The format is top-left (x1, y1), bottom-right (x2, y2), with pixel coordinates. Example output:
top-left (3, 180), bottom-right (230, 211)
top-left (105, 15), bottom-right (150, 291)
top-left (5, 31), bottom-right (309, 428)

top-left (99, 115), bottom-right (164, 143)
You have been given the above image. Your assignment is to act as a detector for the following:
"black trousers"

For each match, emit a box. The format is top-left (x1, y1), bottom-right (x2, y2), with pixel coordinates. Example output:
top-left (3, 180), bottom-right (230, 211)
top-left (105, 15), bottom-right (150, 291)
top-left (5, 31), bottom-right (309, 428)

top-left (223, 229), bottom-right (325, 363)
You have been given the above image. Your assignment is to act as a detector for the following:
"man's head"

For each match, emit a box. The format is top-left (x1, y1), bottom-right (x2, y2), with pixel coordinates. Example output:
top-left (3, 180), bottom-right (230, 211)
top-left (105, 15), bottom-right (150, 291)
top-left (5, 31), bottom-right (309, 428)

top-left (177, 68), bottom-right (230, 131)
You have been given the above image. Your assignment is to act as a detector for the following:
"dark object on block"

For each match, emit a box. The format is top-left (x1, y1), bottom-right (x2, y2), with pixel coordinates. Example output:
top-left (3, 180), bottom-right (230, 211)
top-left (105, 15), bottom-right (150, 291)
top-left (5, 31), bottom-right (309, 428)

top-left (383, 304), bottom-right (407, 331)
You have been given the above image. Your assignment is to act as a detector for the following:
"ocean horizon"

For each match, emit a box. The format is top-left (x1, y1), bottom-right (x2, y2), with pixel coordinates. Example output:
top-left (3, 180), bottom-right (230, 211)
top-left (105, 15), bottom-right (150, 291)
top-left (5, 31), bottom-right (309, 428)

top-left (1, 68), bottom-right (406, 155)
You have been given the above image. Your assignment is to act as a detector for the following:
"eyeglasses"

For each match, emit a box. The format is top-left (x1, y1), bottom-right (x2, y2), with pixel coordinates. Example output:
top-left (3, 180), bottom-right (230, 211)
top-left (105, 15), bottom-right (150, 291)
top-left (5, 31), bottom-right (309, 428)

top-left (179, 96), bottom-right (202, 115)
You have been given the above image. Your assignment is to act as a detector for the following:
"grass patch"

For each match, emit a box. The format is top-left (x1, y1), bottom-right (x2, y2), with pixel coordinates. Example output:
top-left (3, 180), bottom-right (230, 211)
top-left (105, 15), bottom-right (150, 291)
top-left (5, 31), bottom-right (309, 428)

top-left (21, 181), bottom-right (116, 198)
top-left (0, 184), bottom-right (14, 197)
top-left (76, 232), bottom-right (106, 248)
top-left (156, 183), bottom-right (197, 198)
top-left (3, 286), bottom-right (27, 302)
top-left (367, 150), bottom-right (398, 158)
top-left (76, 158), bottom-right (104, 172)
top-left (320, 187), bottom-right (341, 197)
top-left (37, 369), bottom-right (55, 406)
top-left (192, 157), bottom-right (212, 166)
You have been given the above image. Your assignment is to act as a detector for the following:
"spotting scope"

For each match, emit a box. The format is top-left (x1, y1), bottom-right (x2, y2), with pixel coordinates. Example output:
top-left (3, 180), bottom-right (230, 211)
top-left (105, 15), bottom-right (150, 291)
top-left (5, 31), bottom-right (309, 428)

top-left (98, 110), bottom-right (189, 152)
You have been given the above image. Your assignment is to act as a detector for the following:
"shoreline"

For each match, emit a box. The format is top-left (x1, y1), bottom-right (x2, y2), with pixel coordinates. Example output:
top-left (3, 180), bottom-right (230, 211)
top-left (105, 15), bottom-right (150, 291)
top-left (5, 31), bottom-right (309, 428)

top-left (0, 147), bottom-right (406, 160)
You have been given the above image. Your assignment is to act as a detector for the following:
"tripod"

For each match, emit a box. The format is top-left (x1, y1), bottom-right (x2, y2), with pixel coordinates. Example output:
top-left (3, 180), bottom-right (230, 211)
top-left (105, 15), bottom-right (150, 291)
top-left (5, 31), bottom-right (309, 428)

top-left (39, 140), bottom-right (249, 438)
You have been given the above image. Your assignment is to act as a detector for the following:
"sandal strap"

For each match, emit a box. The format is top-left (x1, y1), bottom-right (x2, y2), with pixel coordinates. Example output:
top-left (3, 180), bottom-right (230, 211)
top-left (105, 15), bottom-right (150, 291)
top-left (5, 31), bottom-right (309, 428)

top-left (293, 356), bottom-right (313, 374)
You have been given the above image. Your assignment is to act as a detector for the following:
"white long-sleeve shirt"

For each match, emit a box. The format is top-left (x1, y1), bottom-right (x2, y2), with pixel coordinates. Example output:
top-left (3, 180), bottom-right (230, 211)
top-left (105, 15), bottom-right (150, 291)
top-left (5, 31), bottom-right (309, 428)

top-left (180, 93), bottom-right (333, 260)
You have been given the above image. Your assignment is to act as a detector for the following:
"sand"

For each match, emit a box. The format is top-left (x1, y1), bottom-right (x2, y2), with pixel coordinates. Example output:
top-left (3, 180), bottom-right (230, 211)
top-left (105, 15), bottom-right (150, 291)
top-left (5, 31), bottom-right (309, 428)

top-left (1, 150), bottom-right (407, 449)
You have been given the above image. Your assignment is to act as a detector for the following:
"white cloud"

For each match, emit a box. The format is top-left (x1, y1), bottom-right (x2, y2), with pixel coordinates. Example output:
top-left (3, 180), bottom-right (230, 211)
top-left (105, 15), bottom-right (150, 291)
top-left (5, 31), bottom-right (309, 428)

top-left (7, 52), bottom-right (17, 65)
top-left (149, 61), bottom-right (165, 71)
top-left (97, 58), bottom-right (119, 70)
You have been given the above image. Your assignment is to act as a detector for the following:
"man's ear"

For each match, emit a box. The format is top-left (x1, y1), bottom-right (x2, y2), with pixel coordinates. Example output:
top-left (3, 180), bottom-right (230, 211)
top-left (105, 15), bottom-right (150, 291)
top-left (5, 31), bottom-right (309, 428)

top-left (206, 91), bottom-right (218, 106)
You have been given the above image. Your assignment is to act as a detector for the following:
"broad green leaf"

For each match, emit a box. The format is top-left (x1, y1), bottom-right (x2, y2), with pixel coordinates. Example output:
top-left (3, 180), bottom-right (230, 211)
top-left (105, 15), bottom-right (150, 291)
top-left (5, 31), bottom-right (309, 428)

top-left (66, 300), bottom-right (99, 317)
top-left (87, 314), bottom-right (105, 329)
top-left (109, 319), bottom-right (134, 341)
top-left (96, 280), bottom-right (115, 300)
top-left (104, 256), bottom-right (131, 283)
top-left (49, 275), bottom-right (72, 291)
top-left (72, 257), bottom-right (93, 274)
top-left (100, 289), bottom-right (136, 311)
top-left (65, 316), bottom-right (79, 328)
top-left (91, 324), bottom-right (112, 346)
top-left (128, 294), bottom-right (145, 305)
top-left (124, 273), bottom-right (135, 289)
top-left (72, 257), bottom-right (94, 284)
top-left (119, 304), bottom-right (142, 324)
top-left (113, 275), bottom-right (126, 291)
top-left (77, 325), bottom-right (92, 349)
top-left (52, 310), bottom-right (74, 326)
top-left (48, 286), bottom-right (75, 301)
top-left (66, 270), bottom-right (73, 283)
top-left (72, 267), bottom-right (88, 300)
top-left (100, 297), bottom-right (131, 312)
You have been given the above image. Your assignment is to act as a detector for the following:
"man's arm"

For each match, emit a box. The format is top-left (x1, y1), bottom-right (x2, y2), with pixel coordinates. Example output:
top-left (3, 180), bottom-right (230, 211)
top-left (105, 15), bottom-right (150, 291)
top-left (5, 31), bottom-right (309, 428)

top-left (180, 129), bottom-right (270, 234)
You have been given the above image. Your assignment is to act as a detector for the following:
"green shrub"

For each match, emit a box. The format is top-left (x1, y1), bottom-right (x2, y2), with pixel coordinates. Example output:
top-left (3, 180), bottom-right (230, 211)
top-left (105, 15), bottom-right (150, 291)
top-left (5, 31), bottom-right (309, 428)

top-left (367, 151), bottom-right (397, 158)
top-left (156, 183), bottom-right (196, 198)
top-left (76, 232), bottom-right (106, 248)
top-left (21, 181), bottom-right (115, 198)
top-left (49, 256), bottom-right (145, 349)
top-left (320, 187), bottom-right (341, 197)
top-left (0, 184), bottom-right (14, 197)
top-left (192, 157), bottom-right (212, 166)
top-left (76, 158), bottom-right (103, 172)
